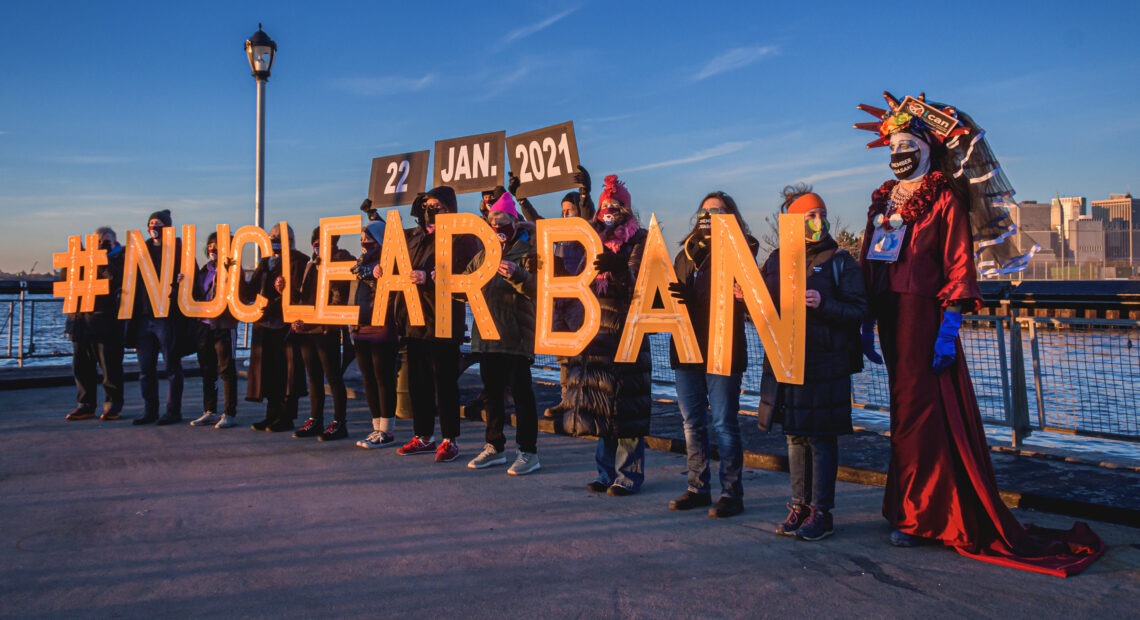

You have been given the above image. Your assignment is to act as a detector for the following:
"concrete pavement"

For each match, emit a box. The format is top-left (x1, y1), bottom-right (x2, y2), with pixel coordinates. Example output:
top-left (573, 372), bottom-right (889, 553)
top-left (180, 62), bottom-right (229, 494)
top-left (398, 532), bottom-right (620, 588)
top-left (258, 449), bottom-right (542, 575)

top-left (1, 378), bottom-right (1138, 618)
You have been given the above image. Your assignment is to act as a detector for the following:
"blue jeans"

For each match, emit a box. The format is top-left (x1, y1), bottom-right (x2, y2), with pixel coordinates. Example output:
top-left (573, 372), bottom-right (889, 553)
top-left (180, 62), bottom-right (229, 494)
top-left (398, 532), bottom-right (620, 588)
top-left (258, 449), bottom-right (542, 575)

top-left (135, 318), bottom-right (183, 417)
top-left (787, 435), bottom-right (838, 511)
top-left (595, 436), bottom-right (645, 492)
top-left (675, 368), bottom-right (744, 500)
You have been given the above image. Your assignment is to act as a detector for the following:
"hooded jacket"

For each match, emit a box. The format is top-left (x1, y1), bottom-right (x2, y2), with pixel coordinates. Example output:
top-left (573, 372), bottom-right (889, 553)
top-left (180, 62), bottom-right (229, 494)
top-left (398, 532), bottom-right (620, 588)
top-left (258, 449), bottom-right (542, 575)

top-left (757, 236), bottom-right (868, 436)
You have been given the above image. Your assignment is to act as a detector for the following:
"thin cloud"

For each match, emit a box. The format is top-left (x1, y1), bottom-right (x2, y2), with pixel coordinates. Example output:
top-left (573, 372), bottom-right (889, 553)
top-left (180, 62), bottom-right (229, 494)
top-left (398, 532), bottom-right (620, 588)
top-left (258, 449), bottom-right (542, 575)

top-left (795, 163), bottom-right (883, 185)
top-left (497, 6), bottom-right (580, 49)
top-left (336, 74), bottom-right (437, 96)
top-left (694, 45), bottom-right (779, 81)
top-left (472, 63), bottom-right (534, 102)
top-left (620, 142), bottom-right (749, 174)
top-left (42, 155), bottom-right (133, 165)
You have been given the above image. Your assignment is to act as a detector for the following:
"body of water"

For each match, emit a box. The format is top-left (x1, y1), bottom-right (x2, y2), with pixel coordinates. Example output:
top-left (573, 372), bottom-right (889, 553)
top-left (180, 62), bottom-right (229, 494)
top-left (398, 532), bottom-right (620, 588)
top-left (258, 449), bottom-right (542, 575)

top-left (6, 294), bottom-right (1138, 462)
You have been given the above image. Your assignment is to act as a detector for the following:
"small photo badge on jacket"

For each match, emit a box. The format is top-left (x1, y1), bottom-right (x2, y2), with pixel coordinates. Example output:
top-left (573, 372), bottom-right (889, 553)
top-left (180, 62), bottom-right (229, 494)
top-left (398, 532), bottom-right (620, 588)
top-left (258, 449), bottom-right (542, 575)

top-left (866, 224), bottom-right (906, 262)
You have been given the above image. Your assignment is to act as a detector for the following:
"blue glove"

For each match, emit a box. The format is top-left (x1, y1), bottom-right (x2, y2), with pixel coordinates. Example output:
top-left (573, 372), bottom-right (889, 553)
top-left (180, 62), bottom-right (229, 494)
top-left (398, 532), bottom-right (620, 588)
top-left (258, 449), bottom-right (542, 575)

top-left (932, 310), bottom-right (962, 374)
top-left (861, 319), bottom-right (883, 364)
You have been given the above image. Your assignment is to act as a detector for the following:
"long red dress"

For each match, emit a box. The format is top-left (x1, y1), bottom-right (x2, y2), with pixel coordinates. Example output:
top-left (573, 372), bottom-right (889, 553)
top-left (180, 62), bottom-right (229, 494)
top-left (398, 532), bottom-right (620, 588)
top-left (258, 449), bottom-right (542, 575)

top-left (862, 176), bottom-right (1103, 577)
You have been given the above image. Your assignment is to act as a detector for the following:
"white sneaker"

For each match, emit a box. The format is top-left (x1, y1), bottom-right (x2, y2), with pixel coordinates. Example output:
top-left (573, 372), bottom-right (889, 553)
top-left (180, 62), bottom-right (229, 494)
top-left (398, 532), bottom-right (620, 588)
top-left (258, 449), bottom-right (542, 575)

top-left (214, 414), bottom-right (236, 429)
top-left (508, 451), bottom-right (541, 476)
top-left (191, 412), bottom-right (220, 427)
top-left (467, 443), bottom-right (507, 469)
top-left (356, 431), bottom-right (395, 449)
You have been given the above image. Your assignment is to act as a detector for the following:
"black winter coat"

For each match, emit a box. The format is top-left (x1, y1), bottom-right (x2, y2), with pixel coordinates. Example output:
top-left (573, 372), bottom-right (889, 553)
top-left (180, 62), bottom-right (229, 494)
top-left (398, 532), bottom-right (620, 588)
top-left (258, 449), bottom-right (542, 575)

top-left (757, 238), bottom-right (868, 436)
top-left (668, 230), bottom-right (759, 373)
top-left (465, 228), bottom-right (537, 359)
top-left (122, 237), bottom-right (196, 356)
top-left (399, 226), bottom-right (479, 343)
top-left (242, 250), bottom-right (308, 401)
top-left (561, 227), bottom-right (653, 439)
top-left (66, 245), bottom-right (125, 343)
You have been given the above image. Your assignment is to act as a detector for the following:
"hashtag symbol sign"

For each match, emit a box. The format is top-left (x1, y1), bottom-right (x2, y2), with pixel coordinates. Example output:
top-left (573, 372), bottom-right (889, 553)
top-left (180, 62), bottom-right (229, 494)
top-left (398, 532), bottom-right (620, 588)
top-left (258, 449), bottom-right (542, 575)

top-left (53, 233), bottom-right (110, 313)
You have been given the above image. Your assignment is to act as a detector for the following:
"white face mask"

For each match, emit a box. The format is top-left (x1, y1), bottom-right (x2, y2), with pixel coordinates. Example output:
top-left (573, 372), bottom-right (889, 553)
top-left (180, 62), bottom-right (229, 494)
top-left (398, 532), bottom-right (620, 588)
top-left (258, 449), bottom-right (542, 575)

top-left (889, 132), bottom-right (931, 181)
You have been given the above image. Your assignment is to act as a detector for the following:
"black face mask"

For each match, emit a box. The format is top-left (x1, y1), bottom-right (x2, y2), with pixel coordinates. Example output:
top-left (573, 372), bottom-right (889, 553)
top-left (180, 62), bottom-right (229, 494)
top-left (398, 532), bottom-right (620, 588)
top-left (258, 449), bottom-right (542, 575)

top-left (98, 241), bottom-right (113, 251)
top-left (420, 208), bottom-right (441, 231)
top-left (493, 223), bottom-right (515, 246)
top-left (697, 215), bottom-right (712, 238)
top-left (890, 150), bottom-right (920, 180)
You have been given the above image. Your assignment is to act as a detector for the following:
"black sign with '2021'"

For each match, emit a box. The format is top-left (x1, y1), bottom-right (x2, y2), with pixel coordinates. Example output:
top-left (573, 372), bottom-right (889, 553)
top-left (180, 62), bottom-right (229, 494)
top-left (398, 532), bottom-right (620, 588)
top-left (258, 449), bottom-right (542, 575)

top-left (369, 150), bottom-right (430, 208)
top-left (505, 121), bottom-right (579, 199)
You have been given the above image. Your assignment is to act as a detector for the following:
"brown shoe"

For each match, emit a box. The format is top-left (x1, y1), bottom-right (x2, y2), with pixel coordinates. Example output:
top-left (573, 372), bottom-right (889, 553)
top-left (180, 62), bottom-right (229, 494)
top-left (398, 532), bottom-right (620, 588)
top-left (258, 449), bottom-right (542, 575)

top-left (101, 402), bottom-right (123, 421)
top-left (66, 408), bottom-right (96, 421)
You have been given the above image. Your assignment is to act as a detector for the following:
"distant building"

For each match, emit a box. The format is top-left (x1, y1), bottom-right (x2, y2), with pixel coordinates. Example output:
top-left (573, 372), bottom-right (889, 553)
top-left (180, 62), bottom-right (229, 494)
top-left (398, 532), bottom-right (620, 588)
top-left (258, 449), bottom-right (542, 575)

top-left (1090, 193), bottom-right (1139, 271)
top-left (1051, 195), bottom-right (1086, 230)
top-left (1010, 200), bottom-right (1057, 260)
top-left (1068, 216), bottom-right (1104, 264)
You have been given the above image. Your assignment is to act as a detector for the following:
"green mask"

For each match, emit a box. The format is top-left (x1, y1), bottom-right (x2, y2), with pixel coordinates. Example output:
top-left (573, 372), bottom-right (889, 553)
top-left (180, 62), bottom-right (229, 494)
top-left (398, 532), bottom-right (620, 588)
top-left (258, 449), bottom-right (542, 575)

top-left (806, 217), bottom-right (830, 242)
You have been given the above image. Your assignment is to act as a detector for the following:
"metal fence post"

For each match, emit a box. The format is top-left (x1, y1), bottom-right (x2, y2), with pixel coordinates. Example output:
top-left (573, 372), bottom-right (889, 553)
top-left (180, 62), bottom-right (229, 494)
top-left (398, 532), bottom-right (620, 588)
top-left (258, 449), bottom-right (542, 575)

top-left (17, 283), bottom-right (25, 368)
top-left (1028, 319), bottom-right (1047, 430)
top-left (995, 317), bottom-right (1013, 427)
top-left (1005, 305), bottom-right (1032, 447)
top-left (5, 302), bottom-right (12, 358)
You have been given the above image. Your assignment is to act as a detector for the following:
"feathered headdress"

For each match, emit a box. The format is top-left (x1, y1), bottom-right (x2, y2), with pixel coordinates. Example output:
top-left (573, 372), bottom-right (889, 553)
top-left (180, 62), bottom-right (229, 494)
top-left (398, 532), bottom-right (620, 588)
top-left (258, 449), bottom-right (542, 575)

top-left (856, 91), bottom-right (1039, 277)
top-left (598, 174), bottom-right (632, 208)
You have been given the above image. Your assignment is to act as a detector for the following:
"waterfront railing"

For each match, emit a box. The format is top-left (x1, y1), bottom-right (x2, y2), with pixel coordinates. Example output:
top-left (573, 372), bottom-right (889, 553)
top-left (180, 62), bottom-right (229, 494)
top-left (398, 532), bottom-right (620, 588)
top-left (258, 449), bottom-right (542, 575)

top-left (4, 279), bottom-right (1138, 445)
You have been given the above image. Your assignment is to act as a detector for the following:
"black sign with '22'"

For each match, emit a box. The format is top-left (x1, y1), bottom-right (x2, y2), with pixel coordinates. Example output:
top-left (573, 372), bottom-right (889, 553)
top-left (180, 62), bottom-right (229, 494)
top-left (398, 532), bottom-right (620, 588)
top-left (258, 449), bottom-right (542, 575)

top-left (505, 121), bottom-right (579, 199)
top-left (369, 150), bottom-right (430, 208)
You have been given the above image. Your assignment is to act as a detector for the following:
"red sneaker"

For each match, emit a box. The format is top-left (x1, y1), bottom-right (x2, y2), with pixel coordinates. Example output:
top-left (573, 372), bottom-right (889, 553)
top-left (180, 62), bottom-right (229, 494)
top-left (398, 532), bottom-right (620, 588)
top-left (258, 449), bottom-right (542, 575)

top-left (396, 436), bottom-right (436, 456)
top-left (434, 439), bottom-right (459, 463)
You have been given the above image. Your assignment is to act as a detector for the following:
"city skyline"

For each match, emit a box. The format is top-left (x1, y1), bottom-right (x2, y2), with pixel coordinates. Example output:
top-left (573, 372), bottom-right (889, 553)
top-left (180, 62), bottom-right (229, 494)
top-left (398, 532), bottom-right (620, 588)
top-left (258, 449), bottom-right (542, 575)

top-left (1, 1), bottom-right (1138, 273)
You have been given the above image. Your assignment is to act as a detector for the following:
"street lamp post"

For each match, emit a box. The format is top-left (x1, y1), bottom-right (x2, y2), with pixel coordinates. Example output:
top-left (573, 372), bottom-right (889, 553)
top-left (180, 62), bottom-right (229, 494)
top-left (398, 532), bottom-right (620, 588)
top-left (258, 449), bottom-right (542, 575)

top-left (245, 24), bottom-right (276, 252)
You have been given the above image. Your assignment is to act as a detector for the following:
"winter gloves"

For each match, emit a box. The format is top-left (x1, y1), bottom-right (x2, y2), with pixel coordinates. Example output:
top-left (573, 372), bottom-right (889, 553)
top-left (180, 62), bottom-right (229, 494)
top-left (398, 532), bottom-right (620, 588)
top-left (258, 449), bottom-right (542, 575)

top-left (593, 249), bottom-right (625, 275)
top-left (932, 310), bottom-right (962, 374)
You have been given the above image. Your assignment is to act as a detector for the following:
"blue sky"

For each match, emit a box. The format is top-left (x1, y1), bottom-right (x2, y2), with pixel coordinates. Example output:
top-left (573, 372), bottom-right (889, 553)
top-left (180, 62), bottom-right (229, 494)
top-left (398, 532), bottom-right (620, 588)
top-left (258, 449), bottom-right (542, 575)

top-left (1, 1), bottom-right (1137, 273)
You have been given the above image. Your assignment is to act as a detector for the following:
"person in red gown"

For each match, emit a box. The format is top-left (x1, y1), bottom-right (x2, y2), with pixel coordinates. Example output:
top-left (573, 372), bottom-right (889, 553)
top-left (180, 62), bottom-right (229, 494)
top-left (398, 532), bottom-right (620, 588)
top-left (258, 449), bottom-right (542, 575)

top-left (857, 92), bottom-right (1103, 577)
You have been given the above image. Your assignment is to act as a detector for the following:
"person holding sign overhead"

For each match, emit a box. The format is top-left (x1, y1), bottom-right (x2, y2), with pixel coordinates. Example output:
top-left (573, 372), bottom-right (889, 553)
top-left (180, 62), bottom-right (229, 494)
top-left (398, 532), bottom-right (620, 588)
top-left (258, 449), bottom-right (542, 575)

top-left (559, 174), bottom-right (652, 496)
top-left (463, 192), bottom-right (541, 475)
top-left (395, 186), bottom-right (479, 463)
top-left (667, 191), bottom-right (759, 519)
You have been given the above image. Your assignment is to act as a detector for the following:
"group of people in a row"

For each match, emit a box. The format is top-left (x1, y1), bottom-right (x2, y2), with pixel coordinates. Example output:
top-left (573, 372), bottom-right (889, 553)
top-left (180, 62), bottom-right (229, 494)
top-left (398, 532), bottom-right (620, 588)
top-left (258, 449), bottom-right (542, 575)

top-left (65, 168), bottom-right (862, 542)
top-left (64, 97), bottom-right (1102, 574)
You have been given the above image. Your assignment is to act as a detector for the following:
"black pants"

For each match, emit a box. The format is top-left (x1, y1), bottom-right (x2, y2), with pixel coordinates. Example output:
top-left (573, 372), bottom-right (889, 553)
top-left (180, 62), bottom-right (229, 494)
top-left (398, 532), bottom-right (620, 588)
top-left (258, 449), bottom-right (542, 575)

top-left (479, 352), bottom-right (538, 454)
top-left (251, 326), bottom-right (302, 424)
top-left (355, 339), bottom-right (399, 421)
top-left (73, 336), bottom-right (124, 410)
top-left (197, 326), bottom-right (237, 416)
top-left (406, 338), bottom-right (461, 440)
top-left (135, 318), bottom-right (183, 417)
top-left (298, 331), bottom-right (348, 423)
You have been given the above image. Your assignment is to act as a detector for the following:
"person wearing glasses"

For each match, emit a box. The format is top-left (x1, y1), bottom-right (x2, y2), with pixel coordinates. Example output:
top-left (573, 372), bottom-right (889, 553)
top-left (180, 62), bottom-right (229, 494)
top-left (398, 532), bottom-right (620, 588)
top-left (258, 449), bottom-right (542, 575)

top-left (666, 191), bottom-right (758, 519)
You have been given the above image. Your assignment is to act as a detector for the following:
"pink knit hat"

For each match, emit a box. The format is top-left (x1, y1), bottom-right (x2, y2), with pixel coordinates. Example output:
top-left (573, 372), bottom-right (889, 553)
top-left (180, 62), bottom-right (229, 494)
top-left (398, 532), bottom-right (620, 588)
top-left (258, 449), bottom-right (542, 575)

top-left (489, 192), bottom-right (520, 220)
